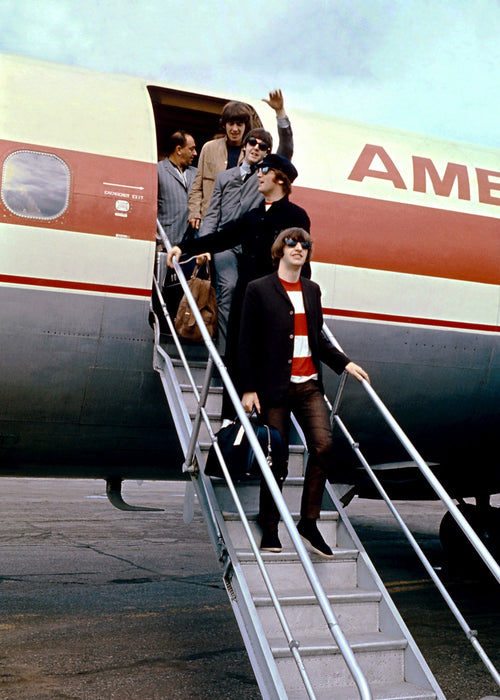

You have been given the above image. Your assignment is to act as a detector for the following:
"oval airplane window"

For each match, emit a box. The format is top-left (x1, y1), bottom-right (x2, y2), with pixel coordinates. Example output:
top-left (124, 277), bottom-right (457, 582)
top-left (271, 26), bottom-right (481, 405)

top-left (1, 150), bottom-right (70, 219)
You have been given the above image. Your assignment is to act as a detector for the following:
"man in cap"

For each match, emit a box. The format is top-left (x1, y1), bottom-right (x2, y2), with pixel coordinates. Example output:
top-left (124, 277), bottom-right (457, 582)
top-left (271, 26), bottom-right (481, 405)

top-left (168, 154), bottom-right (310, 418)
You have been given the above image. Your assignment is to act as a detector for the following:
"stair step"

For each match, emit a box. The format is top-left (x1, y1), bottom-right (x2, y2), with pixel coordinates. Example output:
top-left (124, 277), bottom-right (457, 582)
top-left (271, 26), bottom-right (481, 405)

top-left (212, 477), bottom-right (335, 512)
top-left (180, 384), bottom-right (223, 413)
top-left (190, 413), bottom-right (222, 441)
top-left (287, 681), bottom-right (437, 700)
top-left (239, 549), bottom-right (359, 592)
top-left (271, 632), bottom-right (408, 690)
top-left (180, 383), bottom-right (224, 394)
top-left (199, 443), bottom-right (306, 478)
top-left (223, 510), bottom-right (339, 549)
top-left (271, 630), bottom-right (407, 656)
top-left (253, 587), bottom-right (381, 636)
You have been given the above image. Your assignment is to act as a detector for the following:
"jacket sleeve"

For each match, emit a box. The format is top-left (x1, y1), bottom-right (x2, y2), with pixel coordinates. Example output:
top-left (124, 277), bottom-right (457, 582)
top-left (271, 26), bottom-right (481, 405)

top-left (319, 329), bottom-right (351, 374)
top-left (181, 213), bottom-right (243, 258)
top-left (276, 118), bottom-right (294, 160)
top-left (314, 286), bottom-right (351, 374)
top-left (301, 207), bottom-right (311, 233)
top-left (199, 172), bottom-right (223, 237)
top-left (188, 147), bottom-right (206, 221)
top-left (238, 283), bottom-right (261, 394)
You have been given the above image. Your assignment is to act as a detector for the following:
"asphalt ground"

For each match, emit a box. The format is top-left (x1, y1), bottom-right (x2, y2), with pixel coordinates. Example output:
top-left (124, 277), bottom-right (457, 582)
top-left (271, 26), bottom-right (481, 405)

top-left (1, 478), bottom-right (499, 700)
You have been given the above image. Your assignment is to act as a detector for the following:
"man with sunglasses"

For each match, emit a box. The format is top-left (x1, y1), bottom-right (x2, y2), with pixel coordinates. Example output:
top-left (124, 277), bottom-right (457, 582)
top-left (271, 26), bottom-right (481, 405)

top-left (239, 228), bottom-right (369, 556)
top-left (199, 128), bottom-right (275, 352)
top-left (188, 89), bottom-right (293, 230)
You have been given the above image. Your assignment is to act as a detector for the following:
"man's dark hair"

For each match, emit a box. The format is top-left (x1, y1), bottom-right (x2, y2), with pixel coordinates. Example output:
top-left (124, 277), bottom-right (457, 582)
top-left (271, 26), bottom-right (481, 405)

top-left (271, 169), bottom-right (292, 196)
top-left (271, 227), bottom-right (313, 266)
top-left (244, 127), bottom-right (273, 151)
top-left (219, 101), bottom-right (253, 132)
top-left (166, 130), bottom-right (191, 156)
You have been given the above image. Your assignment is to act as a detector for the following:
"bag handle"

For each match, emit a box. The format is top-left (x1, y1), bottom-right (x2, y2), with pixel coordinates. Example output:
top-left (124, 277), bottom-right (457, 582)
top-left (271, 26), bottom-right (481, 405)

top-left (190, 258), bottom-right (211, 282)
top-left (246, 413), bottom-right (273, 473)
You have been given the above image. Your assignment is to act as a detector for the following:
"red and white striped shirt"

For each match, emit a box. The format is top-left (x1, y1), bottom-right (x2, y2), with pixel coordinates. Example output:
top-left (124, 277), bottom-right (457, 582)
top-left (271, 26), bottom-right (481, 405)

top-left (279, 277), bottom-right (318, 383)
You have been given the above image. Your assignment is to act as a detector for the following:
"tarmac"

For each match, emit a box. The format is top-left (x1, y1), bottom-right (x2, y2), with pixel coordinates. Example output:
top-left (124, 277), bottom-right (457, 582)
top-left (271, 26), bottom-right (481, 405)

top-left (1, 478), bottom-right (499, 699)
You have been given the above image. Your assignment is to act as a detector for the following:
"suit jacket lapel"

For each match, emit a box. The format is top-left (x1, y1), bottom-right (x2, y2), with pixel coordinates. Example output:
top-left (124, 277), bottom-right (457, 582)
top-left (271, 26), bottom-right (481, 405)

top-left (270, 272), bottom-right (293, 306)
top-left (164, 158), bottom-right (188, 189)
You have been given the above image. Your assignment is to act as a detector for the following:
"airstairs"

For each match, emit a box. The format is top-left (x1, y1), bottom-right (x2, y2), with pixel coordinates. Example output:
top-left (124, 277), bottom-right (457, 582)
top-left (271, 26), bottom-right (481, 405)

top-left (151, 231), bottom-right (500, 699)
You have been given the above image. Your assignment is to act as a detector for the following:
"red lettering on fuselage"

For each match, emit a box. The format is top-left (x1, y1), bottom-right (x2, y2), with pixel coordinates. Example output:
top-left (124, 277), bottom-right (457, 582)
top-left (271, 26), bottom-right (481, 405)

top-left (476, 168), bottom-right (500, 205)
top-left (348, 143), bottom-right (500, 206)
top-left (413, 157), bottom-right (470, 200)
top-left (348, 144), bottom-right (407, 190)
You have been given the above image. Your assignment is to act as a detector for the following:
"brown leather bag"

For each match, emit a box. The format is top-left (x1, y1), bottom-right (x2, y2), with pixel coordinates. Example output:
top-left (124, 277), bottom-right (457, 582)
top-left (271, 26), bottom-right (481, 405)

top-left (174, 260), bottom-right (217, 341)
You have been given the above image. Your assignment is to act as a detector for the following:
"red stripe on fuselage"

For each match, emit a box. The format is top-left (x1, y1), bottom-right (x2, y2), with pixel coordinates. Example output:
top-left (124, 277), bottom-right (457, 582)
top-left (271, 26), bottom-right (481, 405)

top-left (0, 274), bottom-right (151, 297)
top-left (293, 187), bottom-right (500, 286)
top-left (3, 273), bottom-right (497, 332)
top-left (324, 307), bottom-right (500, 333)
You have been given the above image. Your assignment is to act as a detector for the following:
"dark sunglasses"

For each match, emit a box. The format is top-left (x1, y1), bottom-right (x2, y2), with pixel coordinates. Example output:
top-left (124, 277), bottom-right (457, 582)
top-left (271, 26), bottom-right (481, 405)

top-left (247, 137), bottom-right (270, 152)
top-left (284, 237), bottom-right (312, 250)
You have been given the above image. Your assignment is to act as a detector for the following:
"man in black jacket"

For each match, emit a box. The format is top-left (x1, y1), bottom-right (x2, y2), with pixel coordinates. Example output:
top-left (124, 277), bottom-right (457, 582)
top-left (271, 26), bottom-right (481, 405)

top-left (239, 228), bottom-right (369, 556)
top-left (167, 154), bottom-right (311, 417)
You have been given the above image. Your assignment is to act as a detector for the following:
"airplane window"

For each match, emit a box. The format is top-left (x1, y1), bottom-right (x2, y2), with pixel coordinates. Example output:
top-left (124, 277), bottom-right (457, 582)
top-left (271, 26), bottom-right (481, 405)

top-left (1, 150), bottom-right (70, 220)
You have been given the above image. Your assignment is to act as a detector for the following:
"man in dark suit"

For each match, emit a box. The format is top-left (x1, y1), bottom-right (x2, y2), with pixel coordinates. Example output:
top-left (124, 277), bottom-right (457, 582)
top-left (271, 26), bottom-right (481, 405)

top-left (239, 228), bottom-right (369, 555)
top-left (167, 154), bottom-right (311, 417)
top-left (157, 131), bottom-right (197, 245)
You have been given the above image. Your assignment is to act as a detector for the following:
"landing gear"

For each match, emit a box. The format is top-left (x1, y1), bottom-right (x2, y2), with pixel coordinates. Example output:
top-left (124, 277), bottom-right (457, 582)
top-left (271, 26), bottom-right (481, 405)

top-left (439, 496), bottom-right (500, 568)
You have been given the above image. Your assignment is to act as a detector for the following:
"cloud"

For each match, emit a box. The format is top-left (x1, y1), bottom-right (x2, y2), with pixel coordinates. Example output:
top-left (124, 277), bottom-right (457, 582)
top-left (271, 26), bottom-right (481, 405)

top-left (1, 0), bottom-right (499, 147)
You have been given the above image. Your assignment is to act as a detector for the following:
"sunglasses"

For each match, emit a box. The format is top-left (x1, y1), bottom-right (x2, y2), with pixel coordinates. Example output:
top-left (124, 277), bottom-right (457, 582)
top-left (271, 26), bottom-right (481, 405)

top-left (284, 237), bottom-right (312, 250)
top-left (257, 165), bottom-right (274, 174)
top-left (247, 137), bottom-right (270, 152)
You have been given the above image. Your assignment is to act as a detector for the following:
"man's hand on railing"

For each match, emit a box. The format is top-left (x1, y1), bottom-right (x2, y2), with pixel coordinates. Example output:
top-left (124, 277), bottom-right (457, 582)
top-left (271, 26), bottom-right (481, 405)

top-left (166, 246), bottom-right (211, 269)
top-left (167, 246), bottom-right (182, 268)
top-left (345, 361), bottom-right (370, 383)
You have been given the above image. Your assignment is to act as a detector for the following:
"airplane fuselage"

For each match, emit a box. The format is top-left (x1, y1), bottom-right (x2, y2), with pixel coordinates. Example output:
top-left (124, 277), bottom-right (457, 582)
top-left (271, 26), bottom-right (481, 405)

top-left (1, 53), bottom-right (499, 497)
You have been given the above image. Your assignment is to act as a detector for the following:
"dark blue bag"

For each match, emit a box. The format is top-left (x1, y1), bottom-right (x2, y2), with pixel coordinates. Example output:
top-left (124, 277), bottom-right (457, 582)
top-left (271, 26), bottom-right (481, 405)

top-left (205, 415), bottom-right (283, 480)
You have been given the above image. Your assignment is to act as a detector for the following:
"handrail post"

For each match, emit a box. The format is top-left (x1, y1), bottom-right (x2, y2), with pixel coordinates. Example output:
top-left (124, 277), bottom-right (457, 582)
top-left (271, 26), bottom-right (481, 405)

top-left (183, 356), bottom-right (214, 472)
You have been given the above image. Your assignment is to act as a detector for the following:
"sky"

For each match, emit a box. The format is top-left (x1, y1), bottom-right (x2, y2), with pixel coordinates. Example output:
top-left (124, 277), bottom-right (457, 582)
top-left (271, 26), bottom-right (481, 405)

top-left (1, 0), bottom-right (499, 149)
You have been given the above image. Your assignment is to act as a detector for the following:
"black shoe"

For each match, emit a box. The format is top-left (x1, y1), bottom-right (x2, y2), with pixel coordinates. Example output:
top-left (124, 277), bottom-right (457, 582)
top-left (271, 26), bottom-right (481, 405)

top-left (297, 519), bottom-right (334, 558)
top-left (260, 530), bottom-right (282, 553)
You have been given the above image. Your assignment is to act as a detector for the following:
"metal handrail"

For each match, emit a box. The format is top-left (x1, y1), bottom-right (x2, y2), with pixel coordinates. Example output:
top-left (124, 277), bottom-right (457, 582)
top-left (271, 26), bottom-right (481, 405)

top-left (324, 323), bottom-right (500, 585)
top-left (154, 221), bottom-right (372, 700)
top-left (322, 323), bottom-right (500, 687)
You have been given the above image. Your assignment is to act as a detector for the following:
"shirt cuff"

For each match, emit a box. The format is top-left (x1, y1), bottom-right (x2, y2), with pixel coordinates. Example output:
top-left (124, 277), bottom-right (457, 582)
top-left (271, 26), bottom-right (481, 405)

top-left (277, 116), bottom-right (290, 128)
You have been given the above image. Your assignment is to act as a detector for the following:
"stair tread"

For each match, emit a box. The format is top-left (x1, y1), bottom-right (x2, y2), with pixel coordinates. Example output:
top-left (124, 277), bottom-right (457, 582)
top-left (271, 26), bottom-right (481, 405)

top-left (222, 509), bottom-right (339, 522)
top-left (188, 410), bottom-right (220, 419)
top-left (201, 442), bottom-right (305, 453)
top-left (171, 357), bottom-right (209, 368)
top-left (287, 681), bottom-right (437, 700)
top-left (237, 548), bottom-right (359, 562)
top-left (253, 587), bottom-right (381, 606)
top-left (270, 631), bottom-right (408, 656)
top-left (180, 383), bottom-right (223, 394)
top-left (213, 475), bottom-right (312, 485)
